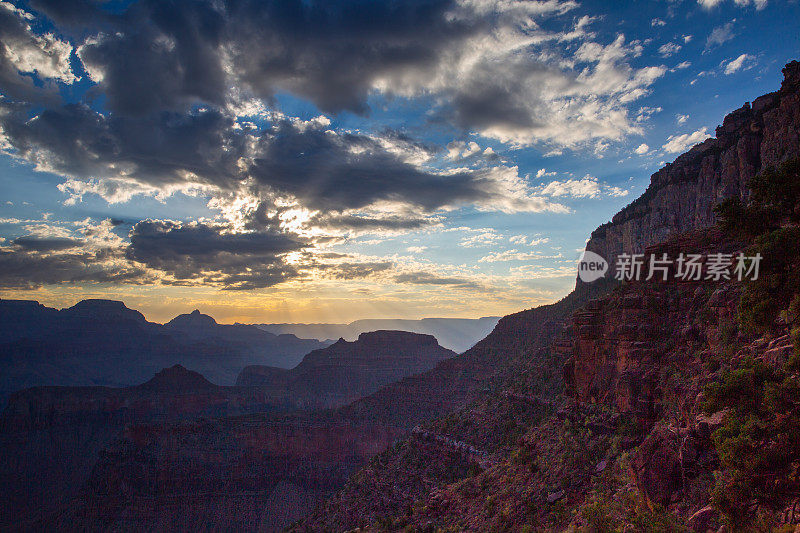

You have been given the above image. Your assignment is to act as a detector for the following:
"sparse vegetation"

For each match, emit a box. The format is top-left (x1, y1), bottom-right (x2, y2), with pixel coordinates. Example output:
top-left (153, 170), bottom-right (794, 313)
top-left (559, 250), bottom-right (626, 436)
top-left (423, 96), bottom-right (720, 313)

top-left (701, 158), bottom-right (800, 527)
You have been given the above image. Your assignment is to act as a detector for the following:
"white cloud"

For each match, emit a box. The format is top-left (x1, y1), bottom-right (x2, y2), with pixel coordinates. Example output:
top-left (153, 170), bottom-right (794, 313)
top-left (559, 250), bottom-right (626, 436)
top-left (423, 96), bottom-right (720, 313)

top-left (636, 106), bottom-right (662, 123)
top-left (446, 140), bottom-right (482, 160)
top-left (634, 143), bottom-right (650, 155)
top-left (537, 176), bottom-right (629, 199)
top-left (460, 232), bottom-right (502, 248)
top-left (651, 18), bottom-right (667, 27)
top-left (509, 235), bottom-right (550, 246)
top-left (677, 114), bottom-right (689, 124)
top-left (706, 22), bottom-right (735, 49)
top-left (0, 3), bottom-right (77, 84)
top-left (662, 127), bottom-right (712, 153)
top-left (390, 19), bottom-right (669, 148)
top-left (406, 246), bottom-right (428, 254)
top-left (478, 249), bottom-right (556, 263)
top-left (536, 168), bottom-right (558, 179)
top-left (658, 42), bottom-right (682, 58)
top-left (723, 53), bottom-right (754, 75)
top-left (699, 0), bottom-right (767, 9)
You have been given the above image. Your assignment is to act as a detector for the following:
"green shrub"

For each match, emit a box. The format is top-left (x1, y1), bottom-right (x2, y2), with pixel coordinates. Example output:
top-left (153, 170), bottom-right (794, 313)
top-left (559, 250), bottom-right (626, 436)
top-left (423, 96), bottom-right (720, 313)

top-left (702, 359), bottom-right (800, 526)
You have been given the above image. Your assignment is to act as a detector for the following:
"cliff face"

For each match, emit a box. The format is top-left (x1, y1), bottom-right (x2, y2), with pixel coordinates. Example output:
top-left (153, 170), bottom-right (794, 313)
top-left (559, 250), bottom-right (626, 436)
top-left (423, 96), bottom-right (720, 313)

top-left (68, 415), bottom-right (404, 533)
top-left (236, 330), bottom-right (456, 409)
top-left (566, 231), bottom-right (745, 426)
top-left (584, 61), bottom-right (800, 277)
top-left (0, 365), bottom-right (288, 527)
top-left (290, 63), bottom-right (800, 532)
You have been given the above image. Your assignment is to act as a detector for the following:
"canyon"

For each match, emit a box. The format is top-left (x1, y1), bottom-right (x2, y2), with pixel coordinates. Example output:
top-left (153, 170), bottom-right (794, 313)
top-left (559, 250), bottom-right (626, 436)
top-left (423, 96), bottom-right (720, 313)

top-left (1, 60), bottom-right (798, 532)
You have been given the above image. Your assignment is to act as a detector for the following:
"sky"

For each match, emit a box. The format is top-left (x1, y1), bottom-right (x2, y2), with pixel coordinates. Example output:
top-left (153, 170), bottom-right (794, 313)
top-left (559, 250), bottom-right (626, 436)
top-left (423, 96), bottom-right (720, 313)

top-left (0, 0), bottom-right (798, 324)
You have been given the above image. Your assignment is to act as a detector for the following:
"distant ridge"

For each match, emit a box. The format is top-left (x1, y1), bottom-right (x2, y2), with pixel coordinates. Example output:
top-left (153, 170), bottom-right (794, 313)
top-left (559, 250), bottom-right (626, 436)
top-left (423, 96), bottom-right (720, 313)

top-left (0, 298), bottom-right (330, 394)
top-left (251, 316), bottom-right (501, 352)
top-left (236, 330), bottom-right (456, 409)
top-left (165, 309), bottom-right (218, 330)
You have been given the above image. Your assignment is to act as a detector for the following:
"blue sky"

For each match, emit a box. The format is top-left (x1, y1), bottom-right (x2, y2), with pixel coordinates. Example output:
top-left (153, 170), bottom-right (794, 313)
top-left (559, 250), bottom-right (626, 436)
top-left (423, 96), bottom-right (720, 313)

top-left (0, 0), bottom-right (797, 323)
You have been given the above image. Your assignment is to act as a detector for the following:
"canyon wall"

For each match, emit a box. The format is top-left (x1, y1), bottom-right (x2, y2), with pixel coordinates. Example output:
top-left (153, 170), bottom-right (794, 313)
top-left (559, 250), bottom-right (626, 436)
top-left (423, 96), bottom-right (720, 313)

top-left (584, 61), bottom-right (800, 276)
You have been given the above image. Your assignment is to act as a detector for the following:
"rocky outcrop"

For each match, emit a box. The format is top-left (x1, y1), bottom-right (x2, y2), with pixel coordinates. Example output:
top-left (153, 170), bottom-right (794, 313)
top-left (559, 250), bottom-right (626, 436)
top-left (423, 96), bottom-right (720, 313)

top-left (291, 62), bottom-right (800, 533)
top-left (565, 229), bottom-right (746, 426)
top-left (65, 414), bottom-right (404, 533)
top-left (584, 61), bottom-right (800, 279)
top-left (0, 365), bottom-right (291, 527)
top-left (236, 330), bottom-right (457, 409)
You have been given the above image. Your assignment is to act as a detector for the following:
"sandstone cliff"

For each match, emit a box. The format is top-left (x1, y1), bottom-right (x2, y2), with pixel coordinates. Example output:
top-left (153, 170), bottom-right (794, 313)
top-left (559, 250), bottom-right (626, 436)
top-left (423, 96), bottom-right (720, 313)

top-left (290, 61), bottom-right (800, 532)
top-left (584, 61), bottom-right (800, 278)
top-left (0, 365), bottom-right (286, 527)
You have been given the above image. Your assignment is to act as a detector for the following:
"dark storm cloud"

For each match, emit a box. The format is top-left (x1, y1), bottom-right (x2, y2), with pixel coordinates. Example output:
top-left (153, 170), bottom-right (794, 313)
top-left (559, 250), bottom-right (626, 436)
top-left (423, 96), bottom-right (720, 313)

top-left (0, 246), bottom-right (149, 289)
top-left (28, 0), bottom-right (472, 116)
top-left (126, 220), bottom-right (307, 289)
top-left (0, 102), bottom-right (247, 191)
top-left (11, 236), bottom-right (84, 251)
top-left (246, 121), bottom-right (492, 212)
top-left (0, 101), bottom-right (511, 213)
top-left (447, 62), bottom-right (547, 132)
top-left (308, 213), bottom-right (436, 231)
top-left (0, 5), bottom-right (68, 105)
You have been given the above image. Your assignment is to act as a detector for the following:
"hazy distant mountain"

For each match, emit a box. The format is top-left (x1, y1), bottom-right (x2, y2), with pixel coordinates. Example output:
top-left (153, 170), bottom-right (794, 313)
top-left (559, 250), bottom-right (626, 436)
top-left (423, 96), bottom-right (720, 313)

top-left (1, 332), bottom-right (455, 529)
top-left (0, 299), bottom-right (330, 397)
top-left (237, 330), bottom-right (457, 409)
top-left (251, 316), bottom-right (501, 352)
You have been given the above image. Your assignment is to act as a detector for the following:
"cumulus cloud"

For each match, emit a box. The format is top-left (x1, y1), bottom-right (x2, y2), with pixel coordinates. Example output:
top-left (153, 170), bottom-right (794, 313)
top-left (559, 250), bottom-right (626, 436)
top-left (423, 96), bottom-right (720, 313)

top-left (536, 176), bottom-right (629, 199)
top-left (14, 0), bottom-right (669, 150)
top-left (322, 261), bottom-right (394, 280)
top-left (0, 219), bottom-right (150, 289)
top-left (509, 235), bottom-right (549, 246)
top-left (0, 102), bottom-right (569, 220)
top-left (0, 0), bottom-right (679, 292)
top-left (723, 53), bottom-right (754, 75)
top-left (634, 143), bottom-right (650, 155)
top-left (460, 231), bottom-right (502, 248)
top-left (0, 2), bottom-right (77, 103)
top-left (126, 220), bottom-right (307, 290)
top-left (662, 127), bottom-right (712, 153)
